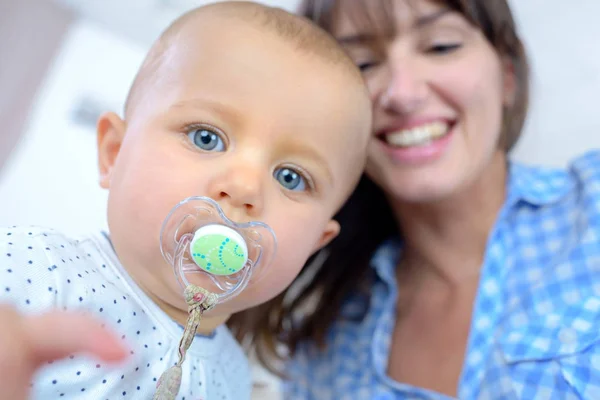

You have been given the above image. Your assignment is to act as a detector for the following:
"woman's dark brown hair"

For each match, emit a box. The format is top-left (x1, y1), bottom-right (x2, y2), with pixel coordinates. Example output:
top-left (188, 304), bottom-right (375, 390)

top-left (228, 0), bottom-right (530, 374)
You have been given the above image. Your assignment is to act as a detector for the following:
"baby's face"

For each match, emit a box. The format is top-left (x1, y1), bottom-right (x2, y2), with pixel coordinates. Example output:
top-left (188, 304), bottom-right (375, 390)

top-left (98, 19), bottom-right (370, 317)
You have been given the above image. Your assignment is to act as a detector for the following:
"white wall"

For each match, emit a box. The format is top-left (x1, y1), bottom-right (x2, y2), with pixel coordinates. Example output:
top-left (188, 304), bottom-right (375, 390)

top-left (0, 20), bottom-right (144, 235)
top-left (510, 0), bottom-right (600, 165)
top-left (52, 0), bottom-right (302, 46)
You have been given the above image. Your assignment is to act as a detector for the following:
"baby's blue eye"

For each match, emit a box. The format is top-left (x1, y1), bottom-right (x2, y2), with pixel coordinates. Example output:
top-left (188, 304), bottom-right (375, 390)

top-left (188, 128), bottom-right (225, 152)
top-left (274, 167), bottom-right (307, 191)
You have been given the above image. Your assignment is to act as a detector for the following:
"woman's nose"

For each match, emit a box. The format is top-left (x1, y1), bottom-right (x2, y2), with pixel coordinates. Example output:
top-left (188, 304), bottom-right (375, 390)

top-left (378, 58), bottom-right (429, 115)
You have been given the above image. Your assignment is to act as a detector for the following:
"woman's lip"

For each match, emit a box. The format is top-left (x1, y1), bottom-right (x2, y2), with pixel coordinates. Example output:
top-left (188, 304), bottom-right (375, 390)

top-left (375, 123), bottom-right (456, 165)
top-left (375, 118), bottom-right (455, 137)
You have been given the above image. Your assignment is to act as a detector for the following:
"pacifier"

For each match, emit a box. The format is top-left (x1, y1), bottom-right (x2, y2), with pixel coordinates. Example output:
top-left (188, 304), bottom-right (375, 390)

top-left (153, 196), bottom-right (276, 400)
top-left (159, 196), bottom-right (277, 303)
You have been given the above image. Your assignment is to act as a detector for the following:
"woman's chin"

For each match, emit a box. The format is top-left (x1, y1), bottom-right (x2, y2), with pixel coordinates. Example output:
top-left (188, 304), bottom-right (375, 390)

top-left (376, 166), bottom-right (466, 205)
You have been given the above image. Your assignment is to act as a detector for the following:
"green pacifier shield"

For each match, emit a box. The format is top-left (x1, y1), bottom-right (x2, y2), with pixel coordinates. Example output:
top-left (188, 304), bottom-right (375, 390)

top-left (189, 225), bottom-right (248, 276)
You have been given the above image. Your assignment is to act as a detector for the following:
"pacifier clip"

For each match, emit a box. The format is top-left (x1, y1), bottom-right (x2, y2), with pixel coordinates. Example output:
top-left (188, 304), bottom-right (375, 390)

top-left (153, 285), bottom-right (218, 400)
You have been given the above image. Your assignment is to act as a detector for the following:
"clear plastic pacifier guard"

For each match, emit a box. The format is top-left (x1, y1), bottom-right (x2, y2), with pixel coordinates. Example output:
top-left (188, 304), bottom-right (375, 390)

top-left (154, 196), bottom-right (277, 400)
top-left (159, 196), bottom-right (277, 304)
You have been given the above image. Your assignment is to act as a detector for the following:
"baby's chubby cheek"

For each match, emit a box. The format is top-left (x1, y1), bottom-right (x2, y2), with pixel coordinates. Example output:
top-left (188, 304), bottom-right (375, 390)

top-left (108, 190), bottom-right (174, 270)
top-left (240, 221), bottom-right (331, 302)
top-left (242, 277), bottom-right (293, 307)
top-left (240, 257), bottom-right (302, 305)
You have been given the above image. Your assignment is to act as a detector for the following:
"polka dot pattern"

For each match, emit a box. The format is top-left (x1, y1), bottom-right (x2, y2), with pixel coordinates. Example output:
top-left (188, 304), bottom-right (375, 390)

top-left (0, 227), bottom-right (251, 399)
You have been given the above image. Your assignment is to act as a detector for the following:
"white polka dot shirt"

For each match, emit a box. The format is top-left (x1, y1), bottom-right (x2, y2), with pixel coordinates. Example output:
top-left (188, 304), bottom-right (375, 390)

top-left (0, 226), bottom-right (251, 400)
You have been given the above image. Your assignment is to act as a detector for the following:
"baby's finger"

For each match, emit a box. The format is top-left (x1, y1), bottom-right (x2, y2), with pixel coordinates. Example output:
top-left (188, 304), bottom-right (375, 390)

top-left (22, 311), bottom-right (128, 365)
top-left (0, 305), bottom-right (32, 400)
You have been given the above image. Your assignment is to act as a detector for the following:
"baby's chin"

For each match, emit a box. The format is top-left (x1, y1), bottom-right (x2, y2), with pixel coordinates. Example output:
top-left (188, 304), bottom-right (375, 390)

top-left (211, 294), bottom-right (264, 315)
top-left (162, 266), bottom-right (293, 319)
top-left (213, 289), bottom-right (279, 317)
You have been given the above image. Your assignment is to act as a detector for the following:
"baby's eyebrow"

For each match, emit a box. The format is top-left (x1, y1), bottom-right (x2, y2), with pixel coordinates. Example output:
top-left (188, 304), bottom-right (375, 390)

top-left (281, 140), bottom-right (334, 187)
top-left (168, 98), bottom-right (244, 127)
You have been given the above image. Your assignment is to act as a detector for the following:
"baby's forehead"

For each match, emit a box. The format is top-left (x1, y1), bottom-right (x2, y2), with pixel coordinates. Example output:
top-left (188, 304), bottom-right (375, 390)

top-left (125, 3), bottom-right (365, 119)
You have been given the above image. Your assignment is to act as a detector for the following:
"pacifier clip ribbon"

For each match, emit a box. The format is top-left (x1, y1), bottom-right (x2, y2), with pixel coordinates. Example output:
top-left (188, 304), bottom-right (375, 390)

top-left (153, 285), bottom-right (218, 400)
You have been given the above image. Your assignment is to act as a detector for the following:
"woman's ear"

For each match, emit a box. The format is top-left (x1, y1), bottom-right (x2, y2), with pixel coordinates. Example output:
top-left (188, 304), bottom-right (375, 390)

top-left (97, 112), bottom-right (126, 189)
top-left (502, 57), bottom-right (517, 107)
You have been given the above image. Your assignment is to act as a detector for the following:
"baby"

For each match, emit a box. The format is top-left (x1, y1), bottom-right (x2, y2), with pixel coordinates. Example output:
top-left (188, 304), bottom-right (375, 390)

top-left (0, 2), bottom-right (370, 400)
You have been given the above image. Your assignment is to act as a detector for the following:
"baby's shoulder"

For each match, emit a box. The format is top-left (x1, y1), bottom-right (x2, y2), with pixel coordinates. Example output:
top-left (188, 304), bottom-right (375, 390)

top-left (0, 225), bottom-right (87, 254)
top-left (0, 226), bottom-right (98, 275)
top-left (0, 226), bottom-right (110, 312)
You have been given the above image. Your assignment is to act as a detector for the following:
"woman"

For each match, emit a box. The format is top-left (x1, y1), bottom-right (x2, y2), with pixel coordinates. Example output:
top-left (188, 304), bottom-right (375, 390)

top-left (229, 0), bottom-right (600, 398)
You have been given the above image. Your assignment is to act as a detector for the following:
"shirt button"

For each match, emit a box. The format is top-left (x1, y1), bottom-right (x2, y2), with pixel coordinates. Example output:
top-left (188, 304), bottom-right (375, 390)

top-left (558, 327), bottom-right (577, 344)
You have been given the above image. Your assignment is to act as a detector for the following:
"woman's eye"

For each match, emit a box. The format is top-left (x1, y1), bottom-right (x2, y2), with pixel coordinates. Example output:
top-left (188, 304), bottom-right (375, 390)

top-left (187, 128), bottom-right (225, 152)
top-left (427, 43), bottom-right (462, 55)
top-left (274, 167), bottom-right (307, 192)
top-left (357, 60), bottom-right (379, 72)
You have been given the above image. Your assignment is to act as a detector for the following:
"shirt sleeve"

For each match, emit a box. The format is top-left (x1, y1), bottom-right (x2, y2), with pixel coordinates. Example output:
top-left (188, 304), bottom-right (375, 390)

top-left (0, 227), bottom-right (63, 313)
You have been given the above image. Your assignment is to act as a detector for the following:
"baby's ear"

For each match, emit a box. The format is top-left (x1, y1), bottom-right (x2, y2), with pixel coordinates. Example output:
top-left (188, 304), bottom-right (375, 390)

top-left (97, 112), bottom-right (126, 189)
top-left (313, 219), bottom-right (340, 251)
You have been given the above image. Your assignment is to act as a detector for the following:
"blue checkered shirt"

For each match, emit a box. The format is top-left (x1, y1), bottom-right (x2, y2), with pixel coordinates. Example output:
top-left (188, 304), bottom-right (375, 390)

top-left (283, 150), bottom-right (600, 399)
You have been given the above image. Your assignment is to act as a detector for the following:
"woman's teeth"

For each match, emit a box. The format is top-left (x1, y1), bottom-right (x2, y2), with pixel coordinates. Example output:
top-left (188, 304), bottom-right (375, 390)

top-left (383, 122), bottom-right (449, 147)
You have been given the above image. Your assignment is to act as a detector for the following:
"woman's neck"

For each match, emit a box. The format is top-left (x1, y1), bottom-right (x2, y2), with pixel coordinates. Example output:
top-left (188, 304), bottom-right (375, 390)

top-left (390, 152), bottom-right (508, 286)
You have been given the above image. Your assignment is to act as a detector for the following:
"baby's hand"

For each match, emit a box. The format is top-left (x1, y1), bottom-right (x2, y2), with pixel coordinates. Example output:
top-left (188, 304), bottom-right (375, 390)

top-left (0, 304), bottom-right (127, 400)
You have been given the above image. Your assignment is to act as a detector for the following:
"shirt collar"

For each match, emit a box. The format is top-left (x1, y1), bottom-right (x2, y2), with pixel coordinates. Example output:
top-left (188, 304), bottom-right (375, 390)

top-left (368, 161), bottom-right (573, 279)
top-left (507, 160), bottom-right (573, 206)
top-left (369, 238), bottom-right (402, 288)
top-left (336, 238), bottom-right (400, 322)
